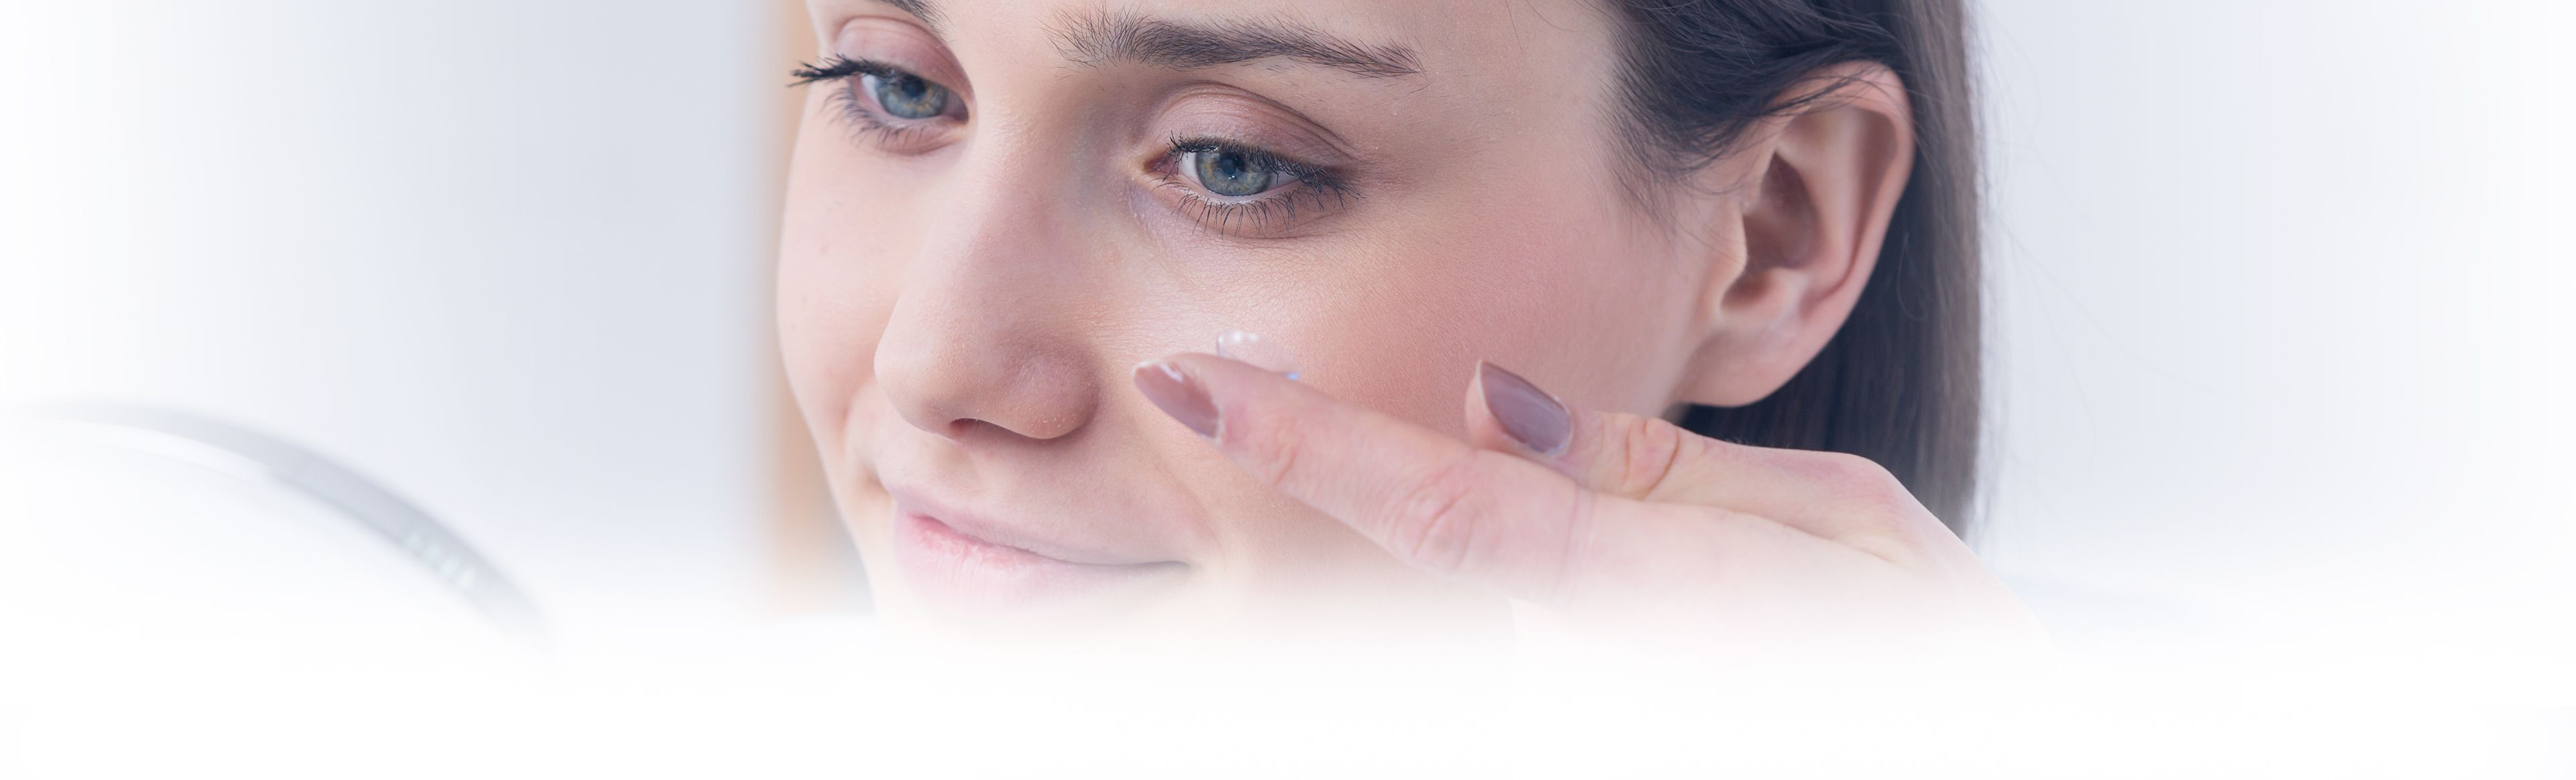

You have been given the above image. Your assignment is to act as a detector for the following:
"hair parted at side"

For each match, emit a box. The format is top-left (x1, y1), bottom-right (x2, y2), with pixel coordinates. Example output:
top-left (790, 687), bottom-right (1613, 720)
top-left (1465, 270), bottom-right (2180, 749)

top-left (1607, 0), bottom-right (1983, 534)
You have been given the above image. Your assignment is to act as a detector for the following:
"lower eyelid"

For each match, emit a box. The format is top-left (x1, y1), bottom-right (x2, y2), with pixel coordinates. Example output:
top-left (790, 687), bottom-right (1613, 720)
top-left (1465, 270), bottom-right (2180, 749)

top-left (1152, 172), bottom-right (1350, 236)
top-left (826, 83), bottom-right (897, 134)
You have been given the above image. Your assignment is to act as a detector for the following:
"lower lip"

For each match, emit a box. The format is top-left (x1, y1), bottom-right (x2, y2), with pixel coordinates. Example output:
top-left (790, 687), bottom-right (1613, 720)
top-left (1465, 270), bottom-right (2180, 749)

top-left (888, 509), bottom-right (1182, 610)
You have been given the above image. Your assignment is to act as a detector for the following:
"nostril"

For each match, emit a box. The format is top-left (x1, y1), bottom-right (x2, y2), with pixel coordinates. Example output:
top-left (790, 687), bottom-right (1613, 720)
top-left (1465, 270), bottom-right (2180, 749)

top-left (946, 418), bottom-right (1004, 438)
top-left (946, 412), bottom-right (1084, 442)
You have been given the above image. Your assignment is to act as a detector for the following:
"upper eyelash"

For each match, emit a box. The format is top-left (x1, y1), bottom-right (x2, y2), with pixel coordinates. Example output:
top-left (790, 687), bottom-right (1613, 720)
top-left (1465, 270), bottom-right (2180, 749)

top-left (1165, 136), bottom-right (1344, 192)
top-left (790, 55), bottom-right (902, 87)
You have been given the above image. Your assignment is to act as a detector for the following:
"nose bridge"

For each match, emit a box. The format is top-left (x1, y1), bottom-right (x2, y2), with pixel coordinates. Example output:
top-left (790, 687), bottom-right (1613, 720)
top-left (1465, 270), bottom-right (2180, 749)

top-left (874, 132), bottom-right (1103, 442)
top-left (936, 130), bottom-right (1089, 293)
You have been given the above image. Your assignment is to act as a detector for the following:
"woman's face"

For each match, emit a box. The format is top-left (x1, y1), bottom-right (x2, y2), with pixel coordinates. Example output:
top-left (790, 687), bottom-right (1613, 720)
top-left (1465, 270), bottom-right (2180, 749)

top-left (782, 0), bottom-right (1746, 633)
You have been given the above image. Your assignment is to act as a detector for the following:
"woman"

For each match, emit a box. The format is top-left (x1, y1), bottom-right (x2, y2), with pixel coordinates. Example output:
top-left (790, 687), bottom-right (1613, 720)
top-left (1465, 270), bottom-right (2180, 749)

top-left (778, 0), bottom-right (2037, 643)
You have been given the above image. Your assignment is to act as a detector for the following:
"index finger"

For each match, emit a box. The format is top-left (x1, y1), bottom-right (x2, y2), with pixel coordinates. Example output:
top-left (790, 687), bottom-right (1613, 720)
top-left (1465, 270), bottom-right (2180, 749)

top-left (1134, 353), bottom-right (1593, 601)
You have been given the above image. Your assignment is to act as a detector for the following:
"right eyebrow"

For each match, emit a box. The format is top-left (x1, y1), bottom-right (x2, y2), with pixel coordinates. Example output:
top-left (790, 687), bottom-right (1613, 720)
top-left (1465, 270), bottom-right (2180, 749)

top-left (1048, 9), bottom-right (1424, 79)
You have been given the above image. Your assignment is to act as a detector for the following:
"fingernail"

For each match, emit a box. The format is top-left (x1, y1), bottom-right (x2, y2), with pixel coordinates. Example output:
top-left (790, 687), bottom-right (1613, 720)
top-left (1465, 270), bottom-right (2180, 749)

top-left (1479, 361), bottom-right (1569, 456)
top-left (1134, 360), bottom-right (1220, 439)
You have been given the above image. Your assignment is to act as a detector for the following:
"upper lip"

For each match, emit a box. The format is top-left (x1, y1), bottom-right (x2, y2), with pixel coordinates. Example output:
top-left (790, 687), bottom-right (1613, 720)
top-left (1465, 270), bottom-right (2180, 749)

top-left (883, 484), bottom-right (1175, 567)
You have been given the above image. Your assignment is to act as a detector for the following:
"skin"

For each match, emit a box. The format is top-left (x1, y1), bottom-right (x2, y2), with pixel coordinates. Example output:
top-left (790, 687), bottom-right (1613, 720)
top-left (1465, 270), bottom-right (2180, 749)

top-left (780, 0), bottom-right (2036, 643)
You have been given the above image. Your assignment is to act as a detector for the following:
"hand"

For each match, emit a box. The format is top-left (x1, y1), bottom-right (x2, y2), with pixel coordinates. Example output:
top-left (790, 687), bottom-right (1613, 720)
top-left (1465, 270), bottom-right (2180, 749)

top-left (1134, 354), bottom-right (2045, 649)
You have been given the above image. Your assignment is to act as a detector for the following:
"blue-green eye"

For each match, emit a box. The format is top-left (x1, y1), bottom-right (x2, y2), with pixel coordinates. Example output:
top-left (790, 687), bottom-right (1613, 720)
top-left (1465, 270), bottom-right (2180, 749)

top-left (863, 71), bottom-right (950, 119)
top-left (1186, 149), bottom-right (1279, 197)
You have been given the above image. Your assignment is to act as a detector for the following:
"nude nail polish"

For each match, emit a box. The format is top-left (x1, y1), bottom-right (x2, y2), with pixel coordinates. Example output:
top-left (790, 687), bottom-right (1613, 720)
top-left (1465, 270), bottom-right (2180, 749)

top-left (1134, 360), bottom-right (1220, 439)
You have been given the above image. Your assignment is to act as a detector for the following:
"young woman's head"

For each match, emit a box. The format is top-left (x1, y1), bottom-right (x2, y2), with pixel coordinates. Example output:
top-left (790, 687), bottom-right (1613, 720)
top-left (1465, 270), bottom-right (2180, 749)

top-left (780, 0), bottom-right (1978, 630)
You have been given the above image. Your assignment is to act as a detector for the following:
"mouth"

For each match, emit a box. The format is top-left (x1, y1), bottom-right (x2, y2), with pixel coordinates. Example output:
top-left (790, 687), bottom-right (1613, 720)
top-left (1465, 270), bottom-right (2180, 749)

top-left (886, 491), bottom-right (1189, 610)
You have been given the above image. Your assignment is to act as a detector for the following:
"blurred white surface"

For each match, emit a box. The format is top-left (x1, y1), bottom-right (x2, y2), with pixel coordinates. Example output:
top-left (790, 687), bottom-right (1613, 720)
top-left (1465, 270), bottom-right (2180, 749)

top-left (1978, 0), bottom-right (2576, 685)
top-left (0, 419), bottom-right (525, 666)
top-left (0, 0), bottom-right (779, 638)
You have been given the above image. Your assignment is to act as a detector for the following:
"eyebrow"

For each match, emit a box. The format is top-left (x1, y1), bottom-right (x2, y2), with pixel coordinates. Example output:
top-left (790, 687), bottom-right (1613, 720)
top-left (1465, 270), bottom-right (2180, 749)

top-left (1048, 9), bottom-right (1422, 79)
top-left (869, 0), bottom-right (947, 32)
top-left (861, 1), bottom-right (1422, 80)
top-left (865, 1), bottom-right (1420, 79)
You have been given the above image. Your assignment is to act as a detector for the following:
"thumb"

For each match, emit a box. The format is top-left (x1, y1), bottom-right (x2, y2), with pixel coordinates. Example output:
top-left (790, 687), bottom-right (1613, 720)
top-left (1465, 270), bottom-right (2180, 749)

top-left (1464, 360), bottom-right (1716, 502)
top-left (1464, 362), bottom-right (1899, 538)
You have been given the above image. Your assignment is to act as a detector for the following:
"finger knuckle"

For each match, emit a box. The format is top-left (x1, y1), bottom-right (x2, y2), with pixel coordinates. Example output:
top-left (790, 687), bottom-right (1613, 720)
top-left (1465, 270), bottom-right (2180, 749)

top-left (1610, 413), bottom-right (1691, 498)
top-left (1800, 451), bottom-right (1904, 502)
top-left (1799, 451), bottom-right (1949, 558)
top-left (1384, 455), bottom-right (1491, 575)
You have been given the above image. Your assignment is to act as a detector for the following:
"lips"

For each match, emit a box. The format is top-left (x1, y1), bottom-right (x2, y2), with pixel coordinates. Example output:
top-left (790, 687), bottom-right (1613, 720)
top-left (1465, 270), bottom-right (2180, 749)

top-left (885, 488), bottom-right (1187, 610)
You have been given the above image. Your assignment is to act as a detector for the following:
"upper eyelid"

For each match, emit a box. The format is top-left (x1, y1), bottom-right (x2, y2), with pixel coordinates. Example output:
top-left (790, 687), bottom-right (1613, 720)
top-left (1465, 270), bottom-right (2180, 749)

top-left (1147, 85), bottom-right (1362, 169)
top-left (819, 15), bottom-right (973, 95)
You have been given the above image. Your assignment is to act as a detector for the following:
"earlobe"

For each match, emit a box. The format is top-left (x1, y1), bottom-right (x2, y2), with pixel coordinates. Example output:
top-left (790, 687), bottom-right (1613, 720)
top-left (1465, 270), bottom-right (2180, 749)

top-left (1675, 63), bottom-right (1915, 407)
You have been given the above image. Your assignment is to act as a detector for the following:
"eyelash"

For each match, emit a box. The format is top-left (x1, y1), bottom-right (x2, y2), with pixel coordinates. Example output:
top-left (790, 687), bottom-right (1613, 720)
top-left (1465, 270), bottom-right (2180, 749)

top-left (792, 55), bottom-right (954, 148)
top-left (789, 58), bottom-right (1354, 235)
top-left (1157, 136), bottom-right (1352, 236)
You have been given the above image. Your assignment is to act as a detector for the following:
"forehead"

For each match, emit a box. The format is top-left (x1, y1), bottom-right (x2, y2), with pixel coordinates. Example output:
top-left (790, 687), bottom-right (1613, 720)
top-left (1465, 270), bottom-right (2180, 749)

top-left (826, 0), bottom-right (1619, 77)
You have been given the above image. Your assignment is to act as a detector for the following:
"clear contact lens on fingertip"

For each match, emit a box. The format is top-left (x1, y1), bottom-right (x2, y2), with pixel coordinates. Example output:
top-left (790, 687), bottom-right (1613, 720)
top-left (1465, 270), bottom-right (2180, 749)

top-left (1217, 330), bottom-right (1301, 381)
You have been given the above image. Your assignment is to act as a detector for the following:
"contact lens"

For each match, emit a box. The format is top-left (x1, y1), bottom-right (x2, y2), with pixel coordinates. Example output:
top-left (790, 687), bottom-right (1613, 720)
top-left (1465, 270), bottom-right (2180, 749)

top-left (1216, 330), bottom-right (1300, 381)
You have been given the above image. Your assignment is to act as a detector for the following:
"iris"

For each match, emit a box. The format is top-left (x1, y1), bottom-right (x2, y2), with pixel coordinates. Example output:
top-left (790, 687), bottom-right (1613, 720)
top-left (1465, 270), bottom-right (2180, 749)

top-left (865, 71), bottom-right (949, 119)
top-left (1188, 149), bottom-right (1273, 197)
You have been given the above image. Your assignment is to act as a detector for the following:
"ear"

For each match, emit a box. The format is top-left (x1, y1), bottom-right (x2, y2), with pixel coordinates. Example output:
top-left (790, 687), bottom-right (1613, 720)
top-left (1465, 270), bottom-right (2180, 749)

top-left (1674, 62), bottom-right (1915, 407)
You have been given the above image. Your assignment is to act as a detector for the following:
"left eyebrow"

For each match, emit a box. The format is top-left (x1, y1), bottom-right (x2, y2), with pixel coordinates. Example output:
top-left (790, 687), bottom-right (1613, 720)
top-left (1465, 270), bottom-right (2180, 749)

top-left (1049, 9), bottom-right (1424, 79)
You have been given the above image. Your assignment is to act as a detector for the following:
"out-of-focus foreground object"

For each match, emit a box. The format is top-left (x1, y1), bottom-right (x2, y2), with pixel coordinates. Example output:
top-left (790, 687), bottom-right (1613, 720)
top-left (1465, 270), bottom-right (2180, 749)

top-left (0, 0), bottom-right (796, 637)
top-left (5, 405), bottom-right (542, 634)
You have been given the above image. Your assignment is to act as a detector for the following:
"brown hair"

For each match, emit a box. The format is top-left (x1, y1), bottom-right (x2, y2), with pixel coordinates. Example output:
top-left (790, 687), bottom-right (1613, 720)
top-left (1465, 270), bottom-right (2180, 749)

top-left (1609, 0), bottom-right (1983, 533)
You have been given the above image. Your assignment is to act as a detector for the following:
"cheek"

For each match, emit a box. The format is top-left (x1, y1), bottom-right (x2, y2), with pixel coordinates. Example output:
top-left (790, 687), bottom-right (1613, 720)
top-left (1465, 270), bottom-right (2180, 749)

top-left (776, 136), bottom-right (908, 462)
top-left (1281, 187), bottom-right (1699, 432)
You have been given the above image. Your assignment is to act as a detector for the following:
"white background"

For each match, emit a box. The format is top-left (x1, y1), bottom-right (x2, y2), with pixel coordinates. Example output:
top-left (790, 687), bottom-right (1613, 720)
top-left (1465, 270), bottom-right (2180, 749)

top-left (2, 0), bottom-right (2571, 689)
top-left (1976, 0), bottom-right (2575, 681)
top-left (0, 0), bottom-right (780, 633)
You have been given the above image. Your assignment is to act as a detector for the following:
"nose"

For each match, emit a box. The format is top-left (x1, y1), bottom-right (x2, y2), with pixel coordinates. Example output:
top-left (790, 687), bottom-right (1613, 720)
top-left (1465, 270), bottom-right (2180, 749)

top-left (873, 153), bottom-right (1102, 443)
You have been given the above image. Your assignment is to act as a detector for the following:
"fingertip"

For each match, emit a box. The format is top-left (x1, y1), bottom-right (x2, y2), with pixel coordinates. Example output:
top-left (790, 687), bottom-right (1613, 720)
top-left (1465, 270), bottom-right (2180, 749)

top-left (1462, 362), bottom-right (1534, 460)
top-left (1474, 360), bottom-right (1572, 458)
top-left (1139, 351), bottom-right (1316, 443)
top-left (1132, 356), bottom-right (1220, 439)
